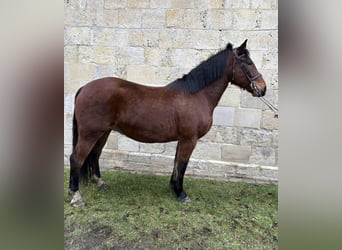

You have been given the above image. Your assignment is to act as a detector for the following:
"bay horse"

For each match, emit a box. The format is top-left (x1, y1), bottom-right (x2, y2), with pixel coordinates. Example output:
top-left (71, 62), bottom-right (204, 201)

top-left (69, 40), bottom-right (266, 207)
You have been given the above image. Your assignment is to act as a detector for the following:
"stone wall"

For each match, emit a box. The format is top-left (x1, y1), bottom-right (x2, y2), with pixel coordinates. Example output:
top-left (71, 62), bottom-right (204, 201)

top-left (64, 0), bottom-right (278, 184)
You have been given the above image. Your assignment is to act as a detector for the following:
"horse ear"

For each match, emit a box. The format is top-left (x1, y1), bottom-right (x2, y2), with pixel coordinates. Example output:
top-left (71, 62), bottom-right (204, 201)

top-left (237, 39), bottom-right (248, 55)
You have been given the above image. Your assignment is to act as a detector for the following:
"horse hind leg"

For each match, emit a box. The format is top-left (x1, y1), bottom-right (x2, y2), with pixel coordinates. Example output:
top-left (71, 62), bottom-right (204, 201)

top-left (69, 132), bottom-right (105, 207)
top-left (89, 131), bottom-right (110, 190)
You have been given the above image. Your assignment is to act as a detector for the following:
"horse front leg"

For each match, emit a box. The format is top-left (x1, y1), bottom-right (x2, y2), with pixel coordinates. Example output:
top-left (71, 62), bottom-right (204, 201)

top-left (170, 139), bottom-right (197, 202)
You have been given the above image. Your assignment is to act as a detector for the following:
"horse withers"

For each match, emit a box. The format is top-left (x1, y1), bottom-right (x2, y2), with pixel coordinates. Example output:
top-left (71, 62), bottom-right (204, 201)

top-left (68, 40), bottom-right (266, 207)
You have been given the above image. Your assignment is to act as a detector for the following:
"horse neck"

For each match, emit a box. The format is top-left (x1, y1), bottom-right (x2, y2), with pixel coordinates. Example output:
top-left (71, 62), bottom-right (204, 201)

top-left (202, 74), bottom-right (229, 109)
top-left (201, 52), bottom-right (233, 110)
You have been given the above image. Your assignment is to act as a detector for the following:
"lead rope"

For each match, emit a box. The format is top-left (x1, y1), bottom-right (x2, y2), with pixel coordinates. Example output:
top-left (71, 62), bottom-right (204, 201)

top-left (259, 96), bottom-right (278, 118)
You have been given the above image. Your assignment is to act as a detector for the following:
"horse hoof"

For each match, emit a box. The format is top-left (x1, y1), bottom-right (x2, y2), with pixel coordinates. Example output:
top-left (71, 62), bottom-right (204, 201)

top-left (98, 183), bottom-right (108, 191)
top-left (70, 191), bottom-right (86, 207)
top-left (71, 199), bottom-right (86, 207)
top-left (178, 196), bottom-right (191, 203)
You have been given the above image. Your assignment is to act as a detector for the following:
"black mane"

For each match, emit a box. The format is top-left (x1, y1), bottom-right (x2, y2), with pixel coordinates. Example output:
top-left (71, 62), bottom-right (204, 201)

top-left (166, 43), bottom-right (233, 94)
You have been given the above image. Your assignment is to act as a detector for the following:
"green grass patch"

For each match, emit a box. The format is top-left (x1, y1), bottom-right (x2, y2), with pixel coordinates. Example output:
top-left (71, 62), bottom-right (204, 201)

top-left (64, 169), bottom-right (278, 249)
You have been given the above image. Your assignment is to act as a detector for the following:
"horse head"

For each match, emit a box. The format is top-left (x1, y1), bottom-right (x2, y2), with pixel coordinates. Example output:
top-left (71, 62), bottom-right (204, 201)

top-left (231, 39), bottom-right (266, 97)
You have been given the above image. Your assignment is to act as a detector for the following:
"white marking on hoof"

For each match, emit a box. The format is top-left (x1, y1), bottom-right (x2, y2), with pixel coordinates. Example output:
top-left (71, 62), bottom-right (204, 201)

top-left (92, 175), bottom-right (105, 188)
top-left (70, 191), bottom-right (85, 207)
top-left (178, 196), bottom-right (191, 203)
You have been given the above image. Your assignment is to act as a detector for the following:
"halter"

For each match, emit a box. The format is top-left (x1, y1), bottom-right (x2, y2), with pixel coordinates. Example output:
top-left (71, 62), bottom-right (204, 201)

top-left (232, 49), bottom-right (263, 97)
top-left (231, 49), bottom-right (279, 117)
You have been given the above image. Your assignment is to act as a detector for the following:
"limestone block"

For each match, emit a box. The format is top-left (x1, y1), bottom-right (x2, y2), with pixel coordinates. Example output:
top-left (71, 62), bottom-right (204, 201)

top-left (170, 49), bottom-right (201, 69)
top-left (243, 30), bottom-right (278, 52)
top-left (65, 63), bottom-right (96, 82)
top-left (246, 50), bottom-right (264, 69)
top-left (272, 130), bottom-right (278, 148)
top-left (192, 142), bottom-right (222, 161)
top-left (118, 136), bottom-right (140, 152)
top-left (142, 30), bottom-right (160, 48)
top-left (115, 47), bottom-right (145, 65)
top-left (234, 108), bottom-right (261, 128)
top-left (166, 9), bottom-right (184, 28)
top-left (64, 9), bottom-right (95, 26)
top-left (106, 133), bottom-right (118, 150)
top-left (64, 112), bottom-right (73, 131)
top-left (94, 64), bottom-right (126, 79)
top-left (221, 144), bottom-right (251, 163)
top-left (150, 0), bottom-right (171, 8)
top-left (64, 79), bottom-right (81, 96)
top-left (64, 27), bottom-right (91, 45)
top-left (239, 127), bottom-right (273, 147)
top-left (230, 0), bottom-right (250, 8)
top-left (232, 9), bottom-right (261, 30)
top-left (236, 165), bottom-right (261, 178)
top-left (207, 10), bottom-right (233, 29)
top-left (64, 94), bottom-right (74, 114)
top-left (142, 10), bottom-right (166, 29)
top-left (104, 150), bottom-right (129, 162)
top-left (219, 30), bottom-right (246, 49)
top-left (261, 10), bottom-right (278, 29)
top-left (262, 51), bottom-right (278, 70)
top-left (128, 152), bottom-right (151, 164)
top-left (127, 65), bottom-right (156, 84)
top-left (118, 9), bottom-right (143, 28)
top-left (64, 46), bottom-right (78, 63)
top-left (78, 46), bottom-right (116, 65)
top-left (200, 126), bottom-right (240, 144)
top-left (128, 0), bottom-right (150, 8)
top-left (104, 0), bottom-right (127, 9)
top-left (187, 159), bottom-right (210, 177)
top-left (154, 66), bottom-right (175, 83)
top-left (170, 0), bottom-right (195, 8)
top-left (64, 129), bottom-right (72, 145)
top-left (140, 143), bottom-right (165, 154)
top-left (249, 146), bottom-right (276, 165)
top-left (128, 30), bottom-right (143, 47)
top-left (159, 29), bottom-right (190, 48)
top-left (95, 10), bottom-right (119, 27)
top-left (164, 141), bottom-right (177, 156)
top-left (261, 110), bottom-right (278, 130)
top-left (183, 9), bottom-right (208, 29)
top-left (240, 91), bottom-right (268, 110)
top-left (195, 0), bottom-right (225, 9)
top-left (151, 154), bottom-right (174, 167)
top-left (92, 28), bottom-right (129, 47)
top-left (190, 30), bottom-right (221, 49)
top-left (207, 160), bottom-right (237, 176)
top-left (64, 145), bottom-right (72, 160)
top-left (218, 85), bottom-right (241, 107)
top-left (213, 106), bottom-right (234, 126)
top-left (260, 166), bottom-right (278, 180)
top-left (251, 0), bottom-right (277, 9)
top-left (86, 0), bottom-right (104, 10)
top-left (144, 48), bottom-right (168, 66)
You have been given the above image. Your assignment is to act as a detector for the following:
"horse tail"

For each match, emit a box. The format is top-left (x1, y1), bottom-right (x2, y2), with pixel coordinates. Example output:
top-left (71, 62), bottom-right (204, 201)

top-left (72, 87), bottom-right (82, 148)
top-left (72, 87), bottom-right (91, 183)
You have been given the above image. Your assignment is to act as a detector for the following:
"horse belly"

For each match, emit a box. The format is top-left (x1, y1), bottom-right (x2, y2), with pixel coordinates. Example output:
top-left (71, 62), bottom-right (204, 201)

top-left (113, 108), bottom-right (178, 143)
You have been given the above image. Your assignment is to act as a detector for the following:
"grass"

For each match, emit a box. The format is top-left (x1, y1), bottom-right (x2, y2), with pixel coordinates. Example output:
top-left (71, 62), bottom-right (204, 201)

top-left (64, 169), bottom-right (278, 249)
